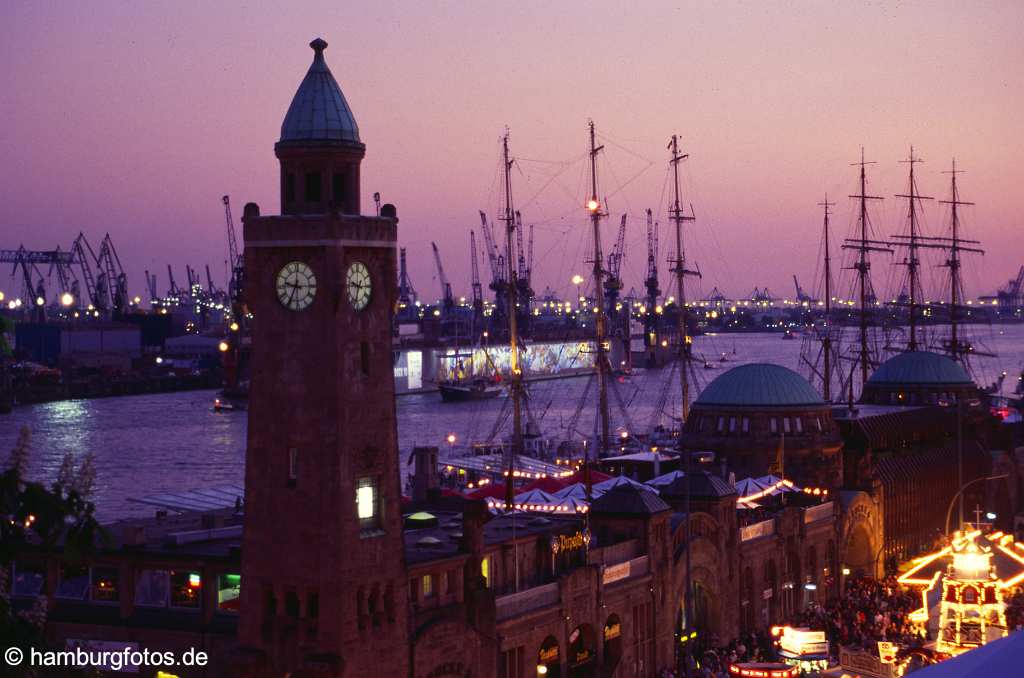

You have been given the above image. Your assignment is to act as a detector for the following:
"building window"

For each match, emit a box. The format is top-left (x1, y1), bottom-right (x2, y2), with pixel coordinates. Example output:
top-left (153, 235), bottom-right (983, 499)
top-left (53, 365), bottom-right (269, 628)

top-left (308, 591), bottom-right (319, 619)
top-left (499, 647), bottom-right (524, 678)
top-left (816, 417), bottom-right (822, 432)
top-left (697, 417), bottom-right (705, 432)
top-left (742, 417), bottom-right (750, 434)
top-left (794, 417), bottom-right (803, 434)
top-left (217, 574), bottom-right (241, 613)
top-left (440, 570), bottom-right (450, 596)
top-left (422, 574), bottom-right (434, 598)
top-left (11, 562), bottom-right (45, 598)
top-left (770, 418), bottom-right (778, 435)
top-left (91, 567), bottom-right (119, 603)
top-left (304, 171), bottom-right (321, 202)
top-left (361, 341), bottom-right (370, 376)
top-left (783, 417), bottom-right (791, 434)
top-left (332, 172), bottom-right (345, 202)
top-left (716, 416), bottom-right (725, 433)
top-left (135, 570), bottom-right (169, 607)
top-left (357, 476), bottom-right (381, 533)
top-left (288, 448), bottom-right (298, 487)
top-left (169, 570), bottom-right (202, 609)
top-left (285, 173), bottom-right (296, 202)
top-left (729, 417), bottom-right (737, 433)
top-left (55, 565), bottom-right (89, 600)
top-left (481, 556), bottom-right (492, 589)
top-left (285, 591), bottom-right (300, 617)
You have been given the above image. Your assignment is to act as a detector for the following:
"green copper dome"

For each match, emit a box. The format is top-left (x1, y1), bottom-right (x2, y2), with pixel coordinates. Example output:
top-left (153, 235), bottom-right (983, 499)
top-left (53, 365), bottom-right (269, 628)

top-left (695, 363), bottom-right (824, 408)
top-left (867, 351), bottom-right (973, 386)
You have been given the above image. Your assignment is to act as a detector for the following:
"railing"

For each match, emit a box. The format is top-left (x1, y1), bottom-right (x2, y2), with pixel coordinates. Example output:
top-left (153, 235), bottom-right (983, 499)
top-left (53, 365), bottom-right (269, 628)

top-left (804, 501), bottom-right (835, 524)
top-left (495, 582), bottom-right (559, 621)
top-left (739, 519), bottom-right (775, 542)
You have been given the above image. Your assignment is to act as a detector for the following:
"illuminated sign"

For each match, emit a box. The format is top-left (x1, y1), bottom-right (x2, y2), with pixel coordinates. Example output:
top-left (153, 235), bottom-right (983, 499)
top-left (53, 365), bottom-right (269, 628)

top-left (538, 646), bottom-right (559, 663)
top-left (877, 641), bottom-right (896, 664)
top-left (778, 627), bottom-right (827, 656)
top-left (551, 530), bottom-right (591, 554)
top-left (728, 664), bottom-right (798, 678)
top-left (604, 621), bottom-right (621, 640)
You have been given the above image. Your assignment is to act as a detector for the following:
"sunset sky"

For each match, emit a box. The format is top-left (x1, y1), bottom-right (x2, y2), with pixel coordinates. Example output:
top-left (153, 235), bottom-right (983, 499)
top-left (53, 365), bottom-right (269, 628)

top-left (2, 1), bottom-right (1021, 303)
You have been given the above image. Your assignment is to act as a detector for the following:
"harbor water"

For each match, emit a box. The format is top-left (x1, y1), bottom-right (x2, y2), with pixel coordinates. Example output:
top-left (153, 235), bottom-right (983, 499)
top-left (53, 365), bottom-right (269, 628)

top-left (3, 326), bottom-right (1022, 520)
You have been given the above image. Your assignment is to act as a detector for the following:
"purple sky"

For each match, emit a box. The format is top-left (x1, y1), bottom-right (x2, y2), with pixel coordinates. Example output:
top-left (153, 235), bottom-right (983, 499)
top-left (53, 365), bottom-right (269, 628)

top-left (2, 1), bottom-right (1021, 303)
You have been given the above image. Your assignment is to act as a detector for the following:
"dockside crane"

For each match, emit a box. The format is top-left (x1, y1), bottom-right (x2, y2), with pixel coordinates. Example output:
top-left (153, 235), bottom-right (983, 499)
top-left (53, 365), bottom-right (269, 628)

top-left (431, 241), bottom-right (455, 311)
top-left (997, 266), bottom-right (1024, 308)
top-left (97, 234), bottom-right (129, 315)
top-left (223, 196), bottom-right (244, 306)
top-left (71, 233), bottom-right (106, 312)
top-left (397, 247), bottom-right (417, 307)
top-left (167, 265), bottom-right (180, 298)
top-left (479, 210), bottom-right (507, 325)
top-left (144, 270), bottom-right (158, 303)
top-left (793, 275), bottom-right (813, 304)
top-left (643, 209), bottom-right (661, 362)
top-left (469, 230), bottom-right (484, 325)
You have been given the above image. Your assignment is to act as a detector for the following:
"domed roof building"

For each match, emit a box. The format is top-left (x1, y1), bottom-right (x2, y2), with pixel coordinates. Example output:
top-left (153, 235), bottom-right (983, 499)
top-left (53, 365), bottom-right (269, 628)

top-left (682, 363), bottom-right (842, 489)
top-left (860, 351), bottom-right (978, 406)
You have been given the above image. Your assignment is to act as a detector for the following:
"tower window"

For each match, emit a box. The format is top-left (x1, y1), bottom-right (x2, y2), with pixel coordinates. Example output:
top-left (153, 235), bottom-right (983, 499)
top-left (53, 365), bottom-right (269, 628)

top-left (285, 173), bottom-right (296, 203)
top-left (361, 341), bottom-right (370, 376)
top-left (288, 448), bottom-right (298, 487)
top-left (716, 417), bottom-right (725, 433)
top-left (285, 591), bottom-right (300, 617)
top-left (742, 417), bottom-right (750, 434)
top-left (783, 417), bottom-right (791, 434)
top-left (770, 418), bottom-right (778, 435)
top-left (422, 574), bottom-right (434, 598)
top-left (728, 417), bottom-right (737, 433)
top-left (794, 417), bottom-right (803, 434)
top-left (356, 476), bottom-right (381, 533)
top-left (304, 171), bottom-right (321, 202)
top-left (332, 172), bottom-right (346, 202)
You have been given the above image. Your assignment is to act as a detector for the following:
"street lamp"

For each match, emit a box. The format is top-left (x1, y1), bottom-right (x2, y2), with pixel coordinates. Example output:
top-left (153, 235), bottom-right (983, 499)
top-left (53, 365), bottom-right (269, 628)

top-left (944, 474), bottom-right (1008, 535)
top-left (571, 275), bottom-right (584, 311)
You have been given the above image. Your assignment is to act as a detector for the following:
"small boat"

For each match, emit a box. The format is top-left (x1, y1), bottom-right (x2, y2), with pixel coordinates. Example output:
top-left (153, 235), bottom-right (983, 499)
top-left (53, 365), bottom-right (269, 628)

top-left (439, 376), bottom-right (503, 402)
top-left (781, 329), bottom-right (797, 340)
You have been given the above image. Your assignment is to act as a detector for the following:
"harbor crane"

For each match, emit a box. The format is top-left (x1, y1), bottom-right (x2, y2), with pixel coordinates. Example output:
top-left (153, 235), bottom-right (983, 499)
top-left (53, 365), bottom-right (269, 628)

top-left (469, 230), bottom-right (484, 323)
top-left (223, 196), bottom-right (244, 305)
top-left (793, 275), bottom-right (813, 304)
top-left (430, 241), bottom-right (455, 311)
top-left (97, 234), bottom-right (129, 315)
top-left (397, 247), bottom-right (417, 307)
top-left (996, 266), bottom-right (1024, 307)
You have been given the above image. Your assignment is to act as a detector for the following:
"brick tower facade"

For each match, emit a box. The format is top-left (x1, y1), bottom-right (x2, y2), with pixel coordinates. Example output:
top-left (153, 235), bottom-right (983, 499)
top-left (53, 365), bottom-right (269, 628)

top-left (235, 38), bottom-right (409, 677)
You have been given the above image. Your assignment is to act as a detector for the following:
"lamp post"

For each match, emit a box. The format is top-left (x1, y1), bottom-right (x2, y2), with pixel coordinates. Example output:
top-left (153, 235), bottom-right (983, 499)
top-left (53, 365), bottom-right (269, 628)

top-left (944, 474), bottom-right (1008, 536)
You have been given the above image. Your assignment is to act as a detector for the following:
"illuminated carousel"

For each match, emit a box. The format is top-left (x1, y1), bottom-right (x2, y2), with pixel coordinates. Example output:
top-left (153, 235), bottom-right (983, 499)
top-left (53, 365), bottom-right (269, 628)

top-left (898, 528), bottom-right (1024, 657)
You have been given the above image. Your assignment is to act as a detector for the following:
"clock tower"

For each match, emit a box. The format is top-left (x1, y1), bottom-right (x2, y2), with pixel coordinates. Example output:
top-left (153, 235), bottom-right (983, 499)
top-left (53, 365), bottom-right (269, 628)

top-left (236, 38), bottom-right (409, 677)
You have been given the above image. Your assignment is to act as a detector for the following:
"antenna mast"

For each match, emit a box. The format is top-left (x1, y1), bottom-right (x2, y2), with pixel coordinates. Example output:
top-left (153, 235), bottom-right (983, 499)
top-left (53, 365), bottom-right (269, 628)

top-left (586, 121), bottom-right (611, 454)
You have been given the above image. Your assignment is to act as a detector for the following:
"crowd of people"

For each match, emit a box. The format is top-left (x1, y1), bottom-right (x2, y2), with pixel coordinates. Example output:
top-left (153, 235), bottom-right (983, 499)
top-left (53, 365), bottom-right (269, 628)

top-left (792, 576), bottom-right (924, 652)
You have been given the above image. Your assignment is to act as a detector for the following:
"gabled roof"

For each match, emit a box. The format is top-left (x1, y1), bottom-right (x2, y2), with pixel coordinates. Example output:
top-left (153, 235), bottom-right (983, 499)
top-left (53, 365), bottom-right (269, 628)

top-left (658, 471), bottom-right (737, 500)
top-left (279, 38), bottom-right (361, 145)
top-left (591, 484), bottom-right (670, 516)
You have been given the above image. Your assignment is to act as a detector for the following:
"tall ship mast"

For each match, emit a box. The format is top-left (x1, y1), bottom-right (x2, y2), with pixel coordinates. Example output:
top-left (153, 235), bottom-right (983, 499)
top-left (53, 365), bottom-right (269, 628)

top-left (500, 130), bottom-right (525, 508)
top-left (819, 195), bottom-right (835, 401)
top-left (585, 121), bottom-right (612, 454)
top-left (938, 159), bottom-right (983, 363)
top-left (668, 135), bottom-right (697, 422)
top-left (843, 149), bottom-right (890, 394)
top-left (891, 146), bottom-right (933, 352)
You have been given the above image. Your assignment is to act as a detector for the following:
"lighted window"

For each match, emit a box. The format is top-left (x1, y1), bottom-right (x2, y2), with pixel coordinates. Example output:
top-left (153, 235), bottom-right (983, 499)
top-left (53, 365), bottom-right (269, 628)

top-left (170, 571), bottom-right (201, 609)
top-left (135, 570), bottom-right (169, 607)
top-left (783, 418), bottom-right (791, 434)
top-left (716, 417), bottom-right (725, 433)
top-left (55, 565), bottom-right (89, 600)
top-left (357, 476), bottom-right (381, 532)
top-left (91, 567), bottom-right (119, 603)
top-left (217, 574), bottom-right (241, 613)
top-left (742, 418), bottom-right (750, 434)
top-left (770, 418), bottom-right (778, 435)
top-left (481, 557), bottom-right (491, 588)
top-left (304, 171), bottom-right (321, 202)
top-left (11, 562), bottom-right (45, 598)
top-left (728, 417), bottom-right (737, 433)
top-left (422, 574), bottom-right (434, 598)
top-left (794, 417), bottom-right (803, 434)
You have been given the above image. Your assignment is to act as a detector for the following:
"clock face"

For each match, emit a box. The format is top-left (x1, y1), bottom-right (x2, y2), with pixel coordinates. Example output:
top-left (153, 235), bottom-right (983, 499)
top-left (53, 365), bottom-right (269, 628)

top-left (346, 261), bottom-right (372, 311)
top-left (276, 261), bottom-right (317, 311)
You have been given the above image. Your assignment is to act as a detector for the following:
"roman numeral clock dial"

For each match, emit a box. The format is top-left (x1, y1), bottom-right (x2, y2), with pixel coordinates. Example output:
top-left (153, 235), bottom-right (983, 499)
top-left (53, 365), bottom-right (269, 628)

top-left (346, 261), bottom-right (372, 311)
top-left (276, 261), bottom-right (317, 311)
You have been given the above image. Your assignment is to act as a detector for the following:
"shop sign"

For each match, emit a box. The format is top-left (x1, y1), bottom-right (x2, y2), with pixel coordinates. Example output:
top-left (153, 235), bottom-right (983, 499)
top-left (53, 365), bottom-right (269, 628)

top-left (877, 641), bottom-right (896, 664)
top-left (603, 561), bottom-right (630, 584)
top-left (570, 649), bottom-right (592, 666)
top-left (779, 627), bottom-right (827, 656)
top-left (538, 646), bottom-right (559, 664)
top-left (839, 647), bottom-right (896, 678)
top-left (604, 621), bottom-right (621, 640)
top-left (551, 530), bottom-right (591, 555)
top-left (762, 588), bottom-right (773, 600)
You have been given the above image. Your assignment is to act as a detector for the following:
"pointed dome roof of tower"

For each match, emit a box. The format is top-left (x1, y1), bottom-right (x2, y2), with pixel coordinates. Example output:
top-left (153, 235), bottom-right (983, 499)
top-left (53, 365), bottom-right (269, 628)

top-left (279, 38), bottom-right (361, 145)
